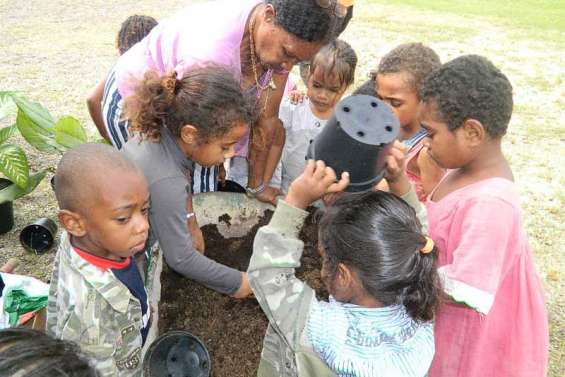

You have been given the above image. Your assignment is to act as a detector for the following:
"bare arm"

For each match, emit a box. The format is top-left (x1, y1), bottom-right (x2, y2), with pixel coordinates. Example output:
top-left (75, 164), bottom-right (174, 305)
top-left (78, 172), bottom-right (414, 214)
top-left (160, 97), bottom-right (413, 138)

top-left (86, 77), bottom-right (109, 141)
top-left (248, 72), bottom-right (287, 203)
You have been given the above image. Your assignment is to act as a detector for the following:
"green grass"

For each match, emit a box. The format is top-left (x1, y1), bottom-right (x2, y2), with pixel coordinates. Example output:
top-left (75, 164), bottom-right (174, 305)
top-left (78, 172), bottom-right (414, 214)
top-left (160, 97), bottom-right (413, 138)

top-left (368, 0), bottom-right (565, 33)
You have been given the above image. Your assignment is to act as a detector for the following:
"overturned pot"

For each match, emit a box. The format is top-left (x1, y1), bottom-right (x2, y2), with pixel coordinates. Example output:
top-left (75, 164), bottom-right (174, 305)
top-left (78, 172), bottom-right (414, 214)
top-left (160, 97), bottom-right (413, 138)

top-left (0, 178), bottom-right (15, 235)
top-left (307, 95), bottom-right (400, 192)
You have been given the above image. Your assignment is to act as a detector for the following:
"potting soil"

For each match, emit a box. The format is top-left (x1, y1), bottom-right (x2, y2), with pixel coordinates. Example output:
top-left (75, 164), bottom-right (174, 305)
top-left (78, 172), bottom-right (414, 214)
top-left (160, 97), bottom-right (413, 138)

top-left (159, 210), bottom-right (325, 377)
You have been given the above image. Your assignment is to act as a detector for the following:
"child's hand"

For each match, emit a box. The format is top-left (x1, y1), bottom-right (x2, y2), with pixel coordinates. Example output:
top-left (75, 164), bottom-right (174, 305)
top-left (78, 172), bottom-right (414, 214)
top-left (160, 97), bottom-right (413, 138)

top-left (232, 272), bottom-right (252, 299)
top-left (286, 160), bottom-right (349, 209)
top-left (288, 90), bottom-right (306, 105)
top-left (189, 218), bottom-right (205, 254)
top-left (256, 186), bottom-right (282, 206)
top-left (384, 140), bottom-right (411, 196)
top-left (417, 144), bottom-right (446, 196)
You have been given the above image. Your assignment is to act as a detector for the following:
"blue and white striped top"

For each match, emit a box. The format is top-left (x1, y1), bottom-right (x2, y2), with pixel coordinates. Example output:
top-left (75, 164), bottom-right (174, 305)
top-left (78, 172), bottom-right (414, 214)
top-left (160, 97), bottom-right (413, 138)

top-left (307, 297), bottom-right (434, 377)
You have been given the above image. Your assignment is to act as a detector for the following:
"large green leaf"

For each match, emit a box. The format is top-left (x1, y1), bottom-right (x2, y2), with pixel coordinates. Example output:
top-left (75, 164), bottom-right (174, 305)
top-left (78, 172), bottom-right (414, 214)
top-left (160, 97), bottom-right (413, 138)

top-left (0, 125), bottom-right (18, 144)
top-left (0, 144), bottom-right (29, 188)
top-left (0, 170), bottom-right (45, 204)
top-left (54, 116), bottom-right (87, 149)
top-left (11, 94), bottom-right (55, 132)
top-left (16, 109), bottom-right (59, 153)
top-left (0, 92), bottom-right (16, 121)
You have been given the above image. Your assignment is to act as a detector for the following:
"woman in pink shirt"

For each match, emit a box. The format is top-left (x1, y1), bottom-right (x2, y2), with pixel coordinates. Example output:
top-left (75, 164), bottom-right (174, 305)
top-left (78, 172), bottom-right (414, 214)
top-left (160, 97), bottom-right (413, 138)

top-left (95, 0), bottom-right (352, 201)
top-left (419, 55), bottom-right (549, 377)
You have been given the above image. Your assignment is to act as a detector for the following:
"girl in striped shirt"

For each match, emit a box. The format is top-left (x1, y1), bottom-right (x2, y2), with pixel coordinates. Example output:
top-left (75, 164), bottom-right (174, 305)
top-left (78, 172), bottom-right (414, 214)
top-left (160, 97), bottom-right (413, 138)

top-left (249, 150), bottom-right (441, 377)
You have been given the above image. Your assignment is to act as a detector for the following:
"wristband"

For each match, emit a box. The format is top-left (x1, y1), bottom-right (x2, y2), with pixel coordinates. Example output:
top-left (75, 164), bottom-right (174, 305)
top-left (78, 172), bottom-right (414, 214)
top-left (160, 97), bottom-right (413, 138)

top-left (245, 183), bottom-right (265, 198)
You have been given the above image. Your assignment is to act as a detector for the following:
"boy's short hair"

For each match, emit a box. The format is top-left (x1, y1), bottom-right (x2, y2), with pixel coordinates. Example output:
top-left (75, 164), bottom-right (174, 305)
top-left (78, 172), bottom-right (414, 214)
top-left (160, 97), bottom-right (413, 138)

top-left (116, 15), bottom-right (158, 55)
top-left (420, 54), bottom-right (513, 138)
top-left (377, 42), bottom-right (441, 93)
top-left (0, 328), bottom-right (99, 377)
top-left (54, 143), bottom-right (140, 212)
top-left (310, 39), bottom-right (358, 88)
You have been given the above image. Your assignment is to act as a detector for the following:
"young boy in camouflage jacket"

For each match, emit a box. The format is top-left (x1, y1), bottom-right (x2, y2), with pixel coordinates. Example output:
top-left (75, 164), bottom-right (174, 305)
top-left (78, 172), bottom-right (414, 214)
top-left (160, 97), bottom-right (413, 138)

top-left (47, 144), bottom-right (157, 377)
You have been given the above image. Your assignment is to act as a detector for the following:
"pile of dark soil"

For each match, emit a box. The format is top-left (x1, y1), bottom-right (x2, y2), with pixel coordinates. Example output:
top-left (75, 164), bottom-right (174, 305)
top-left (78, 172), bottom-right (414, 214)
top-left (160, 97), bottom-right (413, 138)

top-left (159, 210), bottom-right (324, 377)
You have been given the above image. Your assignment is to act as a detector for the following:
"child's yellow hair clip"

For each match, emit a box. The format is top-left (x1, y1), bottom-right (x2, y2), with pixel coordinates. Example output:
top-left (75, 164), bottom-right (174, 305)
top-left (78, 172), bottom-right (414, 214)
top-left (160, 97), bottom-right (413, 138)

top-left (420, 237), bottom-right (435, 254)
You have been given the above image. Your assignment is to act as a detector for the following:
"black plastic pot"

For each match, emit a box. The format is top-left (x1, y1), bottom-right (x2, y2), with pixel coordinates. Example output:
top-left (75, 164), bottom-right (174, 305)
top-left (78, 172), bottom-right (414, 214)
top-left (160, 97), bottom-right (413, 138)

top-left (217, 179), bottom-right (246, 193)
top-left (0, 178), bottom-right (15, 235)
top-left (144, 331), bottom-right (211, 377)
top-left (307, 95), bottom-right (400, 192)
top-left (19, 218), bottom-right (58, 254)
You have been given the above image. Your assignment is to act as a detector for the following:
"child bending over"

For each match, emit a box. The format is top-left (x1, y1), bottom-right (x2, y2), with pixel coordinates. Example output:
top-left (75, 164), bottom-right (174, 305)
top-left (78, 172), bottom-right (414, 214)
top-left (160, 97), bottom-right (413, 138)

top-left (47, 144), bottom-right (153, 376)
top-left (270, 39), bottom-right (358, 195)
top-left (374, 43), bottom-right (445, 201)
top-left (122, 67), bottom-right (253, 299)
top-left (420, 55), bottom-right (549, 377)
top-left (249, 156), bottom-right (441, 377)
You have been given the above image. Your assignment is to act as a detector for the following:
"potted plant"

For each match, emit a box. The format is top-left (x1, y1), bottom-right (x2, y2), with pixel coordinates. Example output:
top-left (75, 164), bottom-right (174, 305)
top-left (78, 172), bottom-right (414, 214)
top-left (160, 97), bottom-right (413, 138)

top-left (0, 91), bottom-right (88, 234)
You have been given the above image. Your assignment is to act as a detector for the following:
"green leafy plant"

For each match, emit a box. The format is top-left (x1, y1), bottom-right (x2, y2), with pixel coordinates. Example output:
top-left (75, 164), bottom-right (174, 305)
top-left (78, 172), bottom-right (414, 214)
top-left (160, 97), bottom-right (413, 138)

top-left (0, 91), bottom-right (88, 204)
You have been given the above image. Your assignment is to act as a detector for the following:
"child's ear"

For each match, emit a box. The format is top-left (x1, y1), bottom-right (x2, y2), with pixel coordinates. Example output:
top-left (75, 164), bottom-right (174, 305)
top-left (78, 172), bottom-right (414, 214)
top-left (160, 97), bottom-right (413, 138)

top-left (336, 263), bottom-right (354, 290)
top-left (263, 3), bottom-right (276, 24)
top-left (180, 124), bottom-right (199, 145)
top-left (462, 118), bottom-right (485, 147)
top-left (58, 210), bottom-right (87, 237)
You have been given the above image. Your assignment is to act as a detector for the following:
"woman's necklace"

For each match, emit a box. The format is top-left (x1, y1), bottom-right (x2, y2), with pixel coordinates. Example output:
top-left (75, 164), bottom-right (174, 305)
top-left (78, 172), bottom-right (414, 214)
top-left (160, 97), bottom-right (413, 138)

top-left (248, 16), bottom-right (276, 115)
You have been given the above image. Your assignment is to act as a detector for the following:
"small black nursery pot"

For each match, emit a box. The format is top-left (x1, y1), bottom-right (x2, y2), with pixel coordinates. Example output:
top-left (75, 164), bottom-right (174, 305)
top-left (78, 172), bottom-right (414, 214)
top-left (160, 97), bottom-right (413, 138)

top-left (307, 95), bottom-right (400, 192)
top-left (0, 178), bottom-right (15, 235)
top-left (19, 218), bottom-right (58, 254)
top-left (217, 179), bottom-right (246, 193)
top-left (144, 331), bottom-right (211, 377)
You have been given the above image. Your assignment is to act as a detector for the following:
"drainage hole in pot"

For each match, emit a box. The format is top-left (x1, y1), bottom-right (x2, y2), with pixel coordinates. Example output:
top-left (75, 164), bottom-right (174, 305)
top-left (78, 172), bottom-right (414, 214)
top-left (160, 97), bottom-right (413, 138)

top-left (371, 101), bottom-right (378, 108)
top-left (357, 131), bottom-right (365, 137)
top-left (385, 125), bottom-right (393, 132)
top-left (343, 106), bottom-right (350, 113)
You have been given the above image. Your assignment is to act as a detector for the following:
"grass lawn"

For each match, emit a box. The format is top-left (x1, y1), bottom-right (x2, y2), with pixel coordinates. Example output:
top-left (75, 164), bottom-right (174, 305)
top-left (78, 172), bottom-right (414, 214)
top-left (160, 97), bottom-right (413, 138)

top-left (1, 0), bottom-right (564, 375)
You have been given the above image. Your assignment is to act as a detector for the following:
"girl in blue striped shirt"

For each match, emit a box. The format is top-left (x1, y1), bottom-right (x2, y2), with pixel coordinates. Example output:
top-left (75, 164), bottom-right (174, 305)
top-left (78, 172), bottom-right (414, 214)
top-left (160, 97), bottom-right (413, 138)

top-left (249, 156), bottom-right (442, 377)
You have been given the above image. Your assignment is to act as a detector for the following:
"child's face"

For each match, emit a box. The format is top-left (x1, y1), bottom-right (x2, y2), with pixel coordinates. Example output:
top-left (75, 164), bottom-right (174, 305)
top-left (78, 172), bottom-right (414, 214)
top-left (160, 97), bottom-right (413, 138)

top-left (187, 123), bottom-right (249, 167)
top-left (376, 72), bottom-right (421, 140)
top-left (420, 101), bottom-right (472, 169)
top-left (307, 66), bottom-right (347, 116)
top-left (80, 170), bottom-right (150, 259)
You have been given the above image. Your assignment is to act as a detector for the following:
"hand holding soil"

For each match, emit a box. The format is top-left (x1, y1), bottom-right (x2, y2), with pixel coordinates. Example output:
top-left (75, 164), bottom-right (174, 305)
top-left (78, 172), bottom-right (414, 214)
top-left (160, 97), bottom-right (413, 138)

top-left (286, 160), bottom-right (350, 209)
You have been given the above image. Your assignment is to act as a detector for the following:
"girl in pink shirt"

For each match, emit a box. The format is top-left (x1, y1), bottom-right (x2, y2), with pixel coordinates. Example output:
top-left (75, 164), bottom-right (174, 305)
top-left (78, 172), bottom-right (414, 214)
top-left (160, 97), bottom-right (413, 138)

top-left (419, 55), bottom-right (549, 377)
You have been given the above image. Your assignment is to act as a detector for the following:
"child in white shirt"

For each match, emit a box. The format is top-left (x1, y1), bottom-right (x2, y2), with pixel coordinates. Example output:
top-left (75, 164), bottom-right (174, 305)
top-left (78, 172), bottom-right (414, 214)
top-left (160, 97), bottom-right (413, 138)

top-left (274, 39), bottom-right (358, 194)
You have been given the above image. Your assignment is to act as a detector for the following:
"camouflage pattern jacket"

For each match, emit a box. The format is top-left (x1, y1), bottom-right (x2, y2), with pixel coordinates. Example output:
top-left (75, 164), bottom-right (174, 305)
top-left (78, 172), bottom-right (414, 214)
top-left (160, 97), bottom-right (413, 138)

top-left (47, 232), bottom-right (158, 376)
top-left (248, 189), bottom-right (426, 377)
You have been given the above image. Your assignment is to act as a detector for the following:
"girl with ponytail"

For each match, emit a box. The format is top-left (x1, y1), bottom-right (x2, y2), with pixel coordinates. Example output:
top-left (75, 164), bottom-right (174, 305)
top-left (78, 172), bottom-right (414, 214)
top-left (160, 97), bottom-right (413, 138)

top-left (248, 144), bottom-right (440, 377)
top-left (121, 66), bottom-right (254, 299)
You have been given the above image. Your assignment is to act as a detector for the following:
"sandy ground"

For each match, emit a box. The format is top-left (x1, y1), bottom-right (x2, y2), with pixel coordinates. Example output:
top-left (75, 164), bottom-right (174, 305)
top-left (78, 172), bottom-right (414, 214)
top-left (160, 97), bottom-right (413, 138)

top-left (1, 0), bottom-right (563, 375)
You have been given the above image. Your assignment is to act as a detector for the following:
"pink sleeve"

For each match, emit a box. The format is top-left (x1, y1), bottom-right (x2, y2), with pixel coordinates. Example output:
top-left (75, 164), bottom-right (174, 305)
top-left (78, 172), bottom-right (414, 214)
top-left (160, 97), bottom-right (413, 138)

top-left (440, 197), bottom-right (518, 314)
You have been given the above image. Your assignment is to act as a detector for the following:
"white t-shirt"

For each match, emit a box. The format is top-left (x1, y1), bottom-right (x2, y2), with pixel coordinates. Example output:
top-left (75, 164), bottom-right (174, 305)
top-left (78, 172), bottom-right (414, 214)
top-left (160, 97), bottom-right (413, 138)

top-left (273, 98), bottom-right (327, 194)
